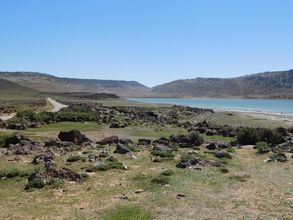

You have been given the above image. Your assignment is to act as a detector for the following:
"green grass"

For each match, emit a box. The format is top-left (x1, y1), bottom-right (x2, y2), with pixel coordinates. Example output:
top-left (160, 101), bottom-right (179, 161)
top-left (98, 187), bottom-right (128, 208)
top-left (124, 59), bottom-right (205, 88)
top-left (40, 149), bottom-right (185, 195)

top-left (0, 131), bottom-right (10, 148)
top-left (26, 122), bottom-right (102, 132)
top-left (130, 126), bottom-right (186, 139)
top-left (203, 134), bottom-right (236, 142)
top-left (101, 206), bottom-right (152, 220)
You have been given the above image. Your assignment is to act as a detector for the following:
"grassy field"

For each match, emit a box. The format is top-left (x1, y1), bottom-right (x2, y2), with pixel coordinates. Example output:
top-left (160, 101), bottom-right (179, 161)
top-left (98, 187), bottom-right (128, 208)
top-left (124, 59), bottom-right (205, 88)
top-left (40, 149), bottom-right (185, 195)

top-left (0, 120), bottom-right (292, 220)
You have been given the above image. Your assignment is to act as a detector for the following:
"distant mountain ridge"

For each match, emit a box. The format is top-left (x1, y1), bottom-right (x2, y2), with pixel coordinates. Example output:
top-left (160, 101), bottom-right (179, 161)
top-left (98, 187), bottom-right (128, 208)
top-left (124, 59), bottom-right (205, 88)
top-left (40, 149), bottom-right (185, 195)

top-left (0, 72), bottom-right (150, 97)
top-left (151, 70), bottom-right (293, 99)
top-left (0, 70), bottom-right (292, 98)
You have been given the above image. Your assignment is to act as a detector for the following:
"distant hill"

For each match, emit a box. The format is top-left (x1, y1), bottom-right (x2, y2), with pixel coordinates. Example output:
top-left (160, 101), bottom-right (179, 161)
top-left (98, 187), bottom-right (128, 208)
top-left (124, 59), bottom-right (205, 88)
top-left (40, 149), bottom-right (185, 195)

top-left (0, 78), bottom-right (39, 97)
top-left (1, 70), bottom-right (293, 99)
top-left (0, 72), bottom-right (150, 97)
top-left (151, 70), bottom-right (293, 99)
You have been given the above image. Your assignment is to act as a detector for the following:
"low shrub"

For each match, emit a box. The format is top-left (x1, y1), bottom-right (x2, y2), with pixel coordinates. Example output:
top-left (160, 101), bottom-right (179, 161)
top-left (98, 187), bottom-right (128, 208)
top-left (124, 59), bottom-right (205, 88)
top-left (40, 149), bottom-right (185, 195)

top-left (152, 149), bottom-right (174, 158)
top-left (67, 155), bottom-right (83, 162)
top-left (160, 169), bottom-right (174, 176)
top-left (255, 142), bottom-right (270, 154)
top-left (151, 175), bottom-right (169, 185)
top-left (237, 127), bottom-right (285, 145)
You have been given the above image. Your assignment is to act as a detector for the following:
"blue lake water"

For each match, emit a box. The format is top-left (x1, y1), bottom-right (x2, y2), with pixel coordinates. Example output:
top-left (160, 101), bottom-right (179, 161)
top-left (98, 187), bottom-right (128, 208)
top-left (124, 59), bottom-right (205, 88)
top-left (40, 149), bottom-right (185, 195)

top-left (127, 98), bottom-right (293, 115)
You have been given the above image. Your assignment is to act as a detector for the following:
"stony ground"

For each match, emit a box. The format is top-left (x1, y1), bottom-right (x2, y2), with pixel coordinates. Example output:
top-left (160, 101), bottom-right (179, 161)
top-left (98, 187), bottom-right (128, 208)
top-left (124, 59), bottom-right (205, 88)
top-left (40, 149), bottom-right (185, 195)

top-left (0, 99), bottom-right (292, 220)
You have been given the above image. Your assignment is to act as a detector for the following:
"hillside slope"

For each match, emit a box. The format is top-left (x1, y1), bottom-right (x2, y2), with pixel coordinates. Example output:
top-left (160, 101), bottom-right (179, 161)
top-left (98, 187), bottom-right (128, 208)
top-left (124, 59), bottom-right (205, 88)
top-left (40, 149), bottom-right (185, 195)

top-left (151, 70), bottom-right (293, 98)
top-left (0, 78), bottom-right (39, 97)
top-left (0, 72), bottom-right (150, 97)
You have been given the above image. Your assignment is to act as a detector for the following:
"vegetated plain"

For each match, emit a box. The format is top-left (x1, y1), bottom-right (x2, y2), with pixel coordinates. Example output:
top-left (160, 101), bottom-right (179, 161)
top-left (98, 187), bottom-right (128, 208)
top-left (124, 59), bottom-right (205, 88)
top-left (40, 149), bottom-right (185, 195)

top-left (0, 92), bottom-right (293, 220)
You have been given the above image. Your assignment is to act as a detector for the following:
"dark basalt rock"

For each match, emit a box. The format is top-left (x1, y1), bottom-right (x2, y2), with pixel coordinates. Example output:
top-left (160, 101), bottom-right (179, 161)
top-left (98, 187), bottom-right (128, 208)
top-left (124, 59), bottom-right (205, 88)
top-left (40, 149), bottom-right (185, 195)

top-left (5, 134), bottom-right (24, 146)
top-left (153, 137), bottom-right (170, 146)
top-left (6, 123), bottom-right (27, 130)
top-left (98, 136), bottom-right (119, 145)
top-left (86, 154), bottom-right (100, 162)
top-left (32, 151), bottom-right (55, 164)
top-left (214, 151), bottom-right (232, 159)
top-left (138, 139), bottom-right (152, 145)
top-left (5, 134), bottom-right (40, 155)
top-left (58, 130), bottom-right (90, 145)
top-left (204, 141), bottom-right (229, 150)
top-left (118, 138), bottom-right (133, 145)
top-left (114, 143), bottom-right (132, 154)
top-left (46, 168), bottom-right (82, 181)
top-left (176, 152), bottom-right (218, 169)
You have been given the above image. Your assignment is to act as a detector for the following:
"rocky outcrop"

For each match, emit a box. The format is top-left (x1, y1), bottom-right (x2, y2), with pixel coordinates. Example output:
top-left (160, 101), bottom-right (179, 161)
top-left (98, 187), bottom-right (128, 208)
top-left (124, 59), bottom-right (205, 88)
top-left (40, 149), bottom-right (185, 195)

top-left (58, 130), bottom-right (90, 145)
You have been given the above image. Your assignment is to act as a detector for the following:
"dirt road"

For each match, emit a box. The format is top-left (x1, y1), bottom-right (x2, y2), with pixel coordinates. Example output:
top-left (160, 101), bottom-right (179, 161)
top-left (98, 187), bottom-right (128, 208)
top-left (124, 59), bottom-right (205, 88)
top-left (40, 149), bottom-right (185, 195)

top-left (47, 98), bottom-right (68, 112)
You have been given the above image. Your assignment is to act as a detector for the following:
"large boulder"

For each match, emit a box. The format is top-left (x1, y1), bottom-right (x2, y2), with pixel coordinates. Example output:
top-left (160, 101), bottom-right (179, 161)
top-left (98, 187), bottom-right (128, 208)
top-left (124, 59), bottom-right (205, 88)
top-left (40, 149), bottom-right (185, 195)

top-left (58, 130), bottom-right (90, 145)
top-left (5, 134), bottom-right (24, 147)
top-left (5, 134), bottom-right (39, 155)
top-left (114, 143), bottom-right (132, 154)
top-left (97, 136), bottom-right (119, 145)
top-left (46, 168), bottom-right (82, 181)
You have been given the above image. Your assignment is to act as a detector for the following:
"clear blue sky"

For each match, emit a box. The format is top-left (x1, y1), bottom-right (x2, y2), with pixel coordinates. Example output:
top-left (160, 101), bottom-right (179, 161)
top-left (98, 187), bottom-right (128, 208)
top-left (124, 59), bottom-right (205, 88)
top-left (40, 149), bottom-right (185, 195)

top-left (1, 0), bottom-right (292, 87)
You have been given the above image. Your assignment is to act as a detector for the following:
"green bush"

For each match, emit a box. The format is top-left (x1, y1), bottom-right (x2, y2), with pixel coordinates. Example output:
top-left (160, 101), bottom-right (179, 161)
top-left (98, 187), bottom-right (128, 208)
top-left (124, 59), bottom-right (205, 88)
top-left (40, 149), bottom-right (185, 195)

top-left (255, 142), bottom-right (270, 154)
top-left (237, 127), bottom-right (259, 145)
top-left (152, 148), bottom-right (174, 158)
top-left (26, 178), bottom-right (46, 189)
top-left (160, 169), bottom-right (174, 176)
top-left (188, 131), bottom-right (204, 146)
top-left (0, 167), bottom-right (31, 179)
top-left (0, 132), bottom-right (9, 148)
top-left (237, 127), bottom-right (284, 145)
top-left (151, 175), bottom-right (169, 185)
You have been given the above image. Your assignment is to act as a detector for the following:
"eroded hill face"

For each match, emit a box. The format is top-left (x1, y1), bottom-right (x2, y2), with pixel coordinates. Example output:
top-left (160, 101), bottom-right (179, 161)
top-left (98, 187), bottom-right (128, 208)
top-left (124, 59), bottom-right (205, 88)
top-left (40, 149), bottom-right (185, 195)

top-left (151, 70), bottom-right (293, 98)
top-left (0, 72), bottom-right (150, 97)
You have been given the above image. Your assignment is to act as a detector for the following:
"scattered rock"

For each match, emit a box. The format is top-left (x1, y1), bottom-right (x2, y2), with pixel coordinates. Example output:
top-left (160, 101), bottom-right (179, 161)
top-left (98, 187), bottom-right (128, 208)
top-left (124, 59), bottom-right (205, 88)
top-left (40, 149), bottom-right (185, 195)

top-left (214, 151), bottom-right (232, 159)
top-left (118, 138), bottom-right (133, 145)
top-left (58, 130), bottom-right (90, 145)
top-left (176, 194), bottom-right (186, 199)
top-left (135, 189), bottom-right (144, 194)
top-left (32, 151), bottom-right (55, 164)
top-left (98, 136), bottom-right (119, 145)
top-left (118, 194), bottom-right (128, 200)
top-left (114, 143), bottom-right (132, 154)
top-left (138, 139), bottom-right (152, 145)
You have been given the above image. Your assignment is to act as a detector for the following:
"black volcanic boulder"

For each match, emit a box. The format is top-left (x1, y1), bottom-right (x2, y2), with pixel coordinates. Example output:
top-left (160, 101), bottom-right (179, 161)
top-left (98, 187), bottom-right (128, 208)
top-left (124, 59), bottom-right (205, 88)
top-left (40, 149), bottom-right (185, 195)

top-left (5, 134), bottom-right (24, 147)
top-left (119, 138), bottom-right (133, 145)
top-left (32, 151), bottom-right (55, 164)
top-left (58, 130), bottom-right (90, 145)
top-left (204, 141), bottom-right (229, 150)
top-left (176, 152), bottom-right (218, 169)
top-left (4, 134), bottom-right (39, 155)
top-left (46, 168), bottom-right (82, 181)
top-left (98, 136), bottom-right (119, 145)
top-left (114, 143), bottom-right (132, 154)
top-left (138, 139), bottom-right (152, 145)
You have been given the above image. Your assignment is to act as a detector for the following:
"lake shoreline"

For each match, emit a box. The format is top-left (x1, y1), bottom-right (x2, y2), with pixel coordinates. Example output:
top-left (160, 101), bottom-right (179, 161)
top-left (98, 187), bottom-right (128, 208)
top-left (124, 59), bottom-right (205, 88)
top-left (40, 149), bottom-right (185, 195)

top-left (127, 97), bottom-right (293, 118)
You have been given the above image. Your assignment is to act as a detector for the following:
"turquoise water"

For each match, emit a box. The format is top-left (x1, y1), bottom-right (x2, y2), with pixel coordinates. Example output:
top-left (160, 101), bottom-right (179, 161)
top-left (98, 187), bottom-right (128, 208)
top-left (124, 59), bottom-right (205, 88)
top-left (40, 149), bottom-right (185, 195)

top-left (127, 98), bottom-right (293, 115)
